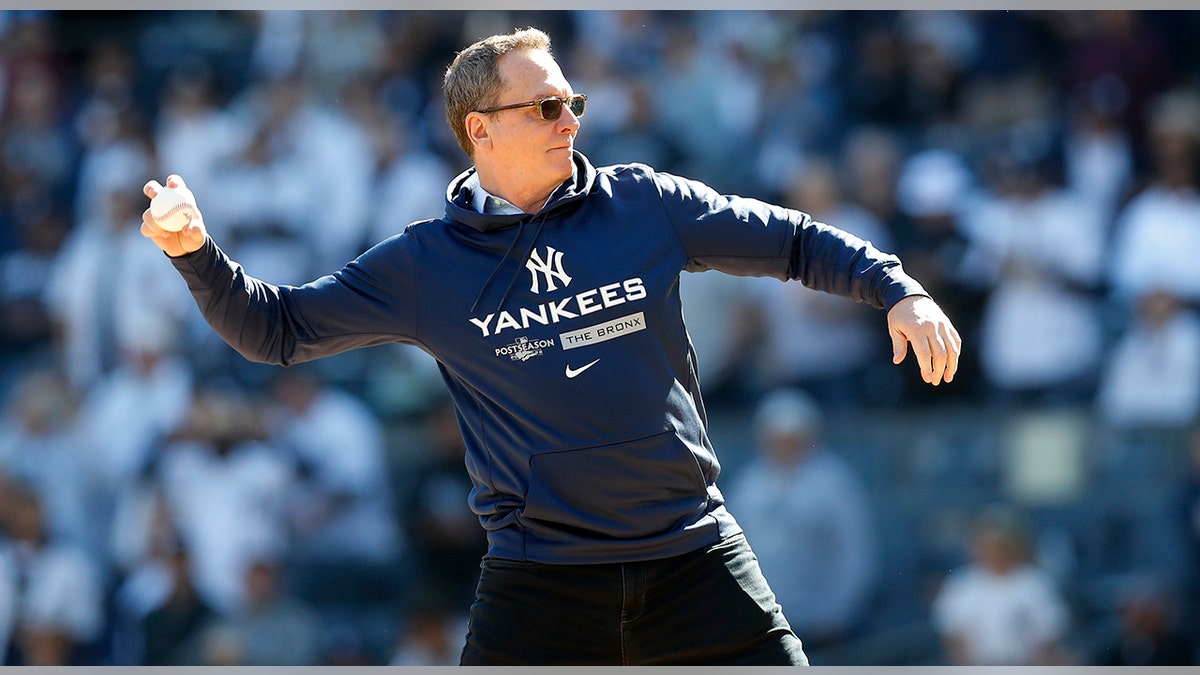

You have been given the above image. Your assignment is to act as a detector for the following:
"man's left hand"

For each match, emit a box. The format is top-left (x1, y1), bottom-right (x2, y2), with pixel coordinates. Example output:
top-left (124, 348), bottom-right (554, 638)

top-left (887, 295), bottom-right (962, 386)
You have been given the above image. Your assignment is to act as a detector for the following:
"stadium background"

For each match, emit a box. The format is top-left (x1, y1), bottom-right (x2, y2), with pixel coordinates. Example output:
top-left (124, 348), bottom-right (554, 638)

top-left (0, 8), bottom-right (1199, 666)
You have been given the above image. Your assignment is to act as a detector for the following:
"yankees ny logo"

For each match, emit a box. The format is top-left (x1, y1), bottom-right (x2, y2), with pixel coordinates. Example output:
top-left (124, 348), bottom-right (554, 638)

top-left (526, 246), bottom-right (572, 293)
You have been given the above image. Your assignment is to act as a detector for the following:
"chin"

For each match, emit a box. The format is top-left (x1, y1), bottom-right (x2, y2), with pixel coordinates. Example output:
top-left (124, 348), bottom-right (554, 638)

top-left (548, 152), bottom-right (573, 175)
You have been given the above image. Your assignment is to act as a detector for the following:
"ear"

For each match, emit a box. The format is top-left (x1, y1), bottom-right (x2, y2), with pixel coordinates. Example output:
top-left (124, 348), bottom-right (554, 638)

top-left (466, 112), bottom-right (492, 153)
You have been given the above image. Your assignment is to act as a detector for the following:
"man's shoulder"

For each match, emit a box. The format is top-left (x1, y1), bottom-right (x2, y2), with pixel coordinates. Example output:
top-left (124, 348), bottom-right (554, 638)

top-left (362, 218), bottom-right (446, 250)
top-left (594, 160), bottom-right (659, 182)
top-left (400, 217), bottom-right (447, 235)
top-left (590, 161), bottom-right (692, 203)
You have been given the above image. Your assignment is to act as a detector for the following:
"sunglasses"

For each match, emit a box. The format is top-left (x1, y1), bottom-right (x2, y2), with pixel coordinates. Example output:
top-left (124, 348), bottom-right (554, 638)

top-left (475, 93), bottom-right (587, 121)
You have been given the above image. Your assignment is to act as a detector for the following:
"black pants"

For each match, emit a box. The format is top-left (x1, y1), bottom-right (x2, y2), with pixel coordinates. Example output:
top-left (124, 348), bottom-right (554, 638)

top-left (459, 533), bottom-right (809, 665)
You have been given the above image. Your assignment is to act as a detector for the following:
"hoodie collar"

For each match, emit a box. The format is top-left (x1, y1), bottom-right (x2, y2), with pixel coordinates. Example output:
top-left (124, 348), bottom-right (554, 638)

top-left (445, 150), bottom-right (596, 232)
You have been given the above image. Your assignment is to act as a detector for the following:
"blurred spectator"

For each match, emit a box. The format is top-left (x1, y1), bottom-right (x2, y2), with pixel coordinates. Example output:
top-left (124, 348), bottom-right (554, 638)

top-left (0, 369), bottom-right (94, 558)
top-left (0, 203), bottom-right (67, 368)
top-left (43, 181), bottom-right (136, 393)
top-left (894, 148), bottom-right (975, 290)
top-left (45, 167), bottom-right (189, 396)
top-left (107, 477), bottom-right (182, 665)
top-left (957, 124), bottom-right (1107, 405)
top-left (1063, 75), bottom-right (1136, 230)
top-left (154, 385), bottom-right (293, 615)
top-left (0, 14), bottom-right (79, 201)
top-left (1092, 574), bottom-right (1197, 666)
top-left (195, 552), bottom-right (322, 665)
top-left (752, 14), bottom-right (841, 164)
top-left (74, 314), bottom-right (194, 571)
top-left (153, 57), bottom-right (239, 201)
top-left (398, 398), bottom-right (488, 612)
top-left (0, 477), bottom-right (105, 666)
top-left (931, 503), bottom-right (1074, 666)
top-left (1096, 288), bottom-right (1200, 429)
top-left (652, 20), bottom-right (761, 190)
top-left (206, 69), bottom-right (374, 285)
top-left (1059, 11), bottom-right (1175, 151)
top-left (198, 73), bottom-right (318, 287)
top-left (1108, 87), bottom-right (1200, 307)
top-left (137, 541), bottom-right (219, 666)
top-left (71, 38), bottom-right (152, 228)
top-left (892, 147), bottom-right (985, 400)
top-left (841, 15), bottom-right (910, 130)
top-left (725, 388), bottom-right (877, 654)
top-left (896, 10), bottom-right (978, 130)
top-left (842, 125), bottom-right (905, 234)
top-left (264, 366), bottom-right (403, 605)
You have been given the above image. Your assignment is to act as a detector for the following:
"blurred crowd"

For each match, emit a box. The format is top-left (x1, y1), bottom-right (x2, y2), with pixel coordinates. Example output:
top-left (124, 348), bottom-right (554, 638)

top-left (1, 8), bottom-right (1200, 665)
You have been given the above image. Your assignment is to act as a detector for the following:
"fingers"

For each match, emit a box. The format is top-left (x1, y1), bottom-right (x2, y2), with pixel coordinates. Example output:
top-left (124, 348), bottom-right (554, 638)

top-left (915, 320), bottom-right (963, 386)
top-left (909, 328), bottom-right (936, 385)
top-left (140, 207), bottom-right (172, 241)
top-left (942, 322), bottom-right (963, 384)
top-left (890, 325), bottom-right (908, 365)
top-left (887, 296), bottom-right (964, 387)
top-left (929, 333), bottom-right (947, 386)
top-left (143, 175), bottom-right (188, 199)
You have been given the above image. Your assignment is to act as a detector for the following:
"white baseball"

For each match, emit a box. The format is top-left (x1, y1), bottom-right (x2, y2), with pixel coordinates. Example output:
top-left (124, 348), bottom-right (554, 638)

top-left (149, 185), bottom-right (197, 233)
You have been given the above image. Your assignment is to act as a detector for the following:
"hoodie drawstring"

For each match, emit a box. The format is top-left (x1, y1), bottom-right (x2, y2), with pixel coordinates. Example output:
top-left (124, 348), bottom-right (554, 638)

top-left (491, 211), bottom-right (551, 315)
top-left (469, 219), bottom-right (526, 315)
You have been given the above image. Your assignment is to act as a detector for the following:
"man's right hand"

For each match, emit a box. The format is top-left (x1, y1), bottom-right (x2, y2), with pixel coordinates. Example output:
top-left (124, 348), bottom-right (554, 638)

top-left (141, 174), bottom-right (207, 257)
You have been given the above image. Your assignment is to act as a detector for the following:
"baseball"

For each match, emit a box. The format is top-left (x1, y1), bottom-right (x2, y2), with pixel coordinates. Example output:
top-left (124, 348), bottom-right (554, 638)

top-left (149, 185), bottom-right (197, 233)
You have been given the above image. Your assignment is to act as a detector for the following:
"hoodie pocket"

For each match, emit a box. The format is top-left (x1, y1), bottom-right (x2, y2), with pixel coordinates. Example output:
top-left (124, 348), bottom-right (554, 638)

top-left (523, 429), bottom-right (710, 539)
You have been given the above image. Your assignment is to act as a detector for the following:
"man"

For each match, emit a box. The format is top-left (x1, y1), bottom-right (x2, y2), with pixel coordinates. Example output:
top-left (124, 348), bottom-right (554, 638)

top-left (140, 27), bottom-right (960, 666)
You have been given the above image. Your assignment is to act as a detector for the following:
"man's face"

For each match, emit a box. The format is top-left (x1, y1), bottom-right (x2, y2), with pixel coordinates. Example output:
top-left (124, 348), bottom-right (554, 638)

top-left (479, 49), bottom-right (580, 193)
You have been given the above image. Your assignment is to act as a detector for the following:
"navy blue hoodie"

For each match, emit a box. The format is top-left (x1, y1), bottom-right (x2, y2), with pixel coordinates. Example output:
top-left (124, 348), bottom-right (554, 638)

top-left (169, 151), bottom-right (928, 564)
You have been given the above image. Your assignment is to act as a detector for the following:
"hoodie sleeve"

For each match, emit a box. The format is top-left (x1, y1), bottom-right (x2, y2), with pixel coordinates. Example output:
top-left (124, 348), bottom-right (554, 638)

top-left (652, 169), bottom-right (927, 311)
top-left (169, 234), bottom-right (419, 366)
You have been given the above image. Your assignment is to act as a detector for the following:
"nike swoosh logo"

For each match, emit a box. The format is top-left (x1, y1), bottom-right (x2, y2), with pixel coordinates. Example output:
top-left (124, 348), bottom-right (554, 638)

top-left (565, 359), bottom-right (600, 378)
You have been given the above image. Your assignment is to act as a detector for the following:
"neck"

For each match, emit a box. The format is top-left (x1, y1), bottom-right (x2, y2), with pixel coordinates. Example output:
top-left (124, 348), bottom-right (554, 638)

top-left (478, 177), bottom-right (554, 214)
top-left (475, 163), bottom-right (565, 214)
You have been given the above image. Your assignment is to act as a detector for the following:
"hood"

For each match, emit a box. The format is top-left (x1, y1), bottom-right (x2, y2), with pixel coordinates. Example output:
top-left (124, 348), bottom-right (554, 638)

top-left (444, 150), bottom-right (597, 231)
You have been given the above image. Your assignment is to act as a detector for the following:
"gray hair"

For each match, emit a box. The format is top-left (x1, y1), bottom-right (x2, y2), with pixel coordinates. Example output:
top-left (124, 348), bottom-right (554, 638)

top-left (443, 26), bottom-right (553, 159)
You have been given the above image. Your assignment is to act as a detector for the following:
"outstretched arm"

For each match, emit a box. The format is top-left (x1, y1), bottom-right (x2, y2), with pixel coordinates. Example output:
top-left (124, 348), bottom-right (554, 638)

top-left (138, 173), bottom-right (418, 367)
top-left (887, 295), bottom-right (961, 386)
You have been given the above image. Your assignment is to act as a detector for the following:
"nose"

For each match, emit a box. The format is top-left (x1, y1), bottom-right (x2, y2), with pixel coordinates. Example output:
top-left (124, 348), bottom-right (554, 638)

top-left (559, 105), bottom-right (581, 132)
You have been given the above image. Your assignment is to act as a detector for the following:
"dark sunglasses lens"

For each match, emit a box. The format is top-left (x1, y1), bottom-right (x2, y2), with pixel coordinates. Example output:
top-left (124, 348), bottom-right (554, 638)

top-left (568, 96), bottom-right (586, 117)
top-left (539, 98), bottom-right (563, 120)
